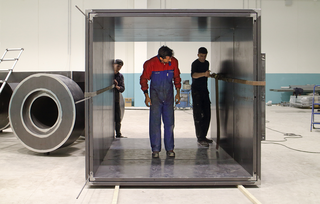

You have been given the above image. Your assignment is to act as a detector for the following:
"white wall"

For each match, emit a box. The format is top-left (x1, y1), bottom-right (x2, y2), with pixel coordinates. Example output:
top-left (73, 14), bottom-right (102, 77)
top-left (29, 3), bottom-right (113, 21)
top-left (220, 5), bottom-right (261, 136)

top-left (116, 42), bottom-right (212, 74)
top-left (0, 1), bottom-right (70, 71)
top-left (0, 0), bottom-right (135, 72)
top-left (0, 0), bottom-right (319, 74)
top-left (262, 0), bottom-right (320, 73)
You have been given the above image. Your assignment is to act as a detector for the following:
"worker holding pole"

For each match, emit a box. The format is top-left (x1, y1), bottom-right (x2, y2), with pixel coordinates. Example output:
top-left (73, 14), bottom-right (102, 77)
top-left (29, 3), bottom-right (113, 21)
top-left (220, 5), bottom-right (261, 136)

top-left (113, 59), bottom-right (126, 138)
top-left (191, 47), bottom-right (213, 147)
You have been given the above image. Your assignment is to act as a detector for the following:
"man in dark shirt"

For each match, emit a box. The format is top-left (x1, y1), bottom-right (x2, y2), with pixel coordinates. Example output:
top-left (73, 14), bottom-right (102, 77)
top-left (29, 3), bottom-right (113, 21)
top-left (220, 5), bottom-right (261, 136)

top-left (191, 47), bottom-right (212, 147)
top-left (114, 59), bottom-right (126, 138)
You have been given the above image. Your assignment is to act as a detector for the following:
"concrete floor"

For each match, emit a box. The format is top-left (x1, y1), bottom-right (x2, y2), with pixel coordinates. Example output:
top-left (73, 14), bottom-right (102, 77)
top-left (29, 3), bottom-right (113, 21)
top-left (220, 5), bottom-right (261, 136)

top-left (1, 106), bottom-right (320, 203)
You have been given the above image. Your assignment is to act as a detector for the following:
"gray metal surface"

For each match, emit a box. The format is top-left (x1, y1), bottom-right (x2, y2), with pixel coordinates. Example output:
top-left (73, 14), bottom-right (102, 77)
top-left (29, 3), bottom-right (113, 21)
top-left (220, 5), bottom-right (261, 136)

top-left (9, 74), bottom-right (84, 153)
top-left (92, 138), bottom-right (253, 186)
top-left (211, 13), bottom-right (262, 182)
top-left (86, 9), bottom-right (257, 42)
top-left (85, 9), bottom-right (262, 186)
top-left (0, 83), bottom-right (17, 131)
top-left (270, 85), bottom-right (320, 92)
top-left (0, 71), bottom-right (85, 84)
top-left (0, 71), bottom-right (84, 132)
top-left (86, 16), bottom-right (115, 175)
top-left (233, 16), bottom-right (255, 175)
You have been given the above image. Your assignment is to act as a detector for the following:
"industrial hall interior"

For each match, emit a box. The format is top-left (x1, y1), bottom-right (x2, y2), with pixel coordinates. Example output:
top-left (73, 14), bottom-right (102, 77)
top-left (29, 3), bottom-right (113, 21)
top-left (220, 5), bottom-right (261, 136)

top-left (1, 0), bottom-right (320, 204)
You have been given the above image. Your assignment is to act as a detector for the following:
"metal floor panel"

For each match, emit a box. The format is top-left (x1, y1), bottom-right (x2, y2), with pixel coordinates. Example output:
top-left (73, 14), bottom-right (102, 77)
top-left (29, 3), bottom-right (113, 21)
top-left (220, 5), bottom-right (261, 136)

top-left (94, 138), bottom-right (251, 180)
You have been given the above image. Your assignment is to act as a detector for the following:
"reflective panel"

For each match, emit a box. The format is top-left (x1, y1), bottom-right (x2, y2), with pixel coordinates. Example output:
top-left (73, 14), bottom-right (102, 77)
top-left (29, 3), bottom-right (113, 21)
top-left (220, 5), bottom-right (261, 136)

top-left (85, 9), bottom-right (262, 186)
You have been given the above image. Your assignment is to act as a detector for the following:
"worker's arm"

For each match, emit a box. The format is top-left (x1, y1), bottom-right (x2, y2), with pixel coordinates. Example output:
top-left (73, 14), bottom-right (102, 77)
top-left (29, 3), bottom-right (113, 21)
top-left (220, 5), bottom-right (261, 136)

top-left (116, 75), bottom-right (125, 93)
top-left (144, 93), bottom-right (151, 107)
top-left (114, 79), bottom-right (125, 93)
top-left (192, 70), bottom-right (210, 79)
top-left (175, 88), bottom-right (180, 104)
top-left (172, 58), bottom-right (181, 105)
top-left (140, 61), bottom-right (152, 107)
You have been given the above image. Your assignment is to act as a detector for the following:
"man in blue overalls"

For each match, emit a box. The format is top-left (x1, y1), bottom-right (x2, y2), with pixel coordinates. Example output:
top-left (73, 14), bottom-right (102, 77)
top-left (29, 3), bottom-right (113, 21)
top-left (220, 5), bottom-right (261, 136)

top-left (140, 46), bottom-right (181, 158)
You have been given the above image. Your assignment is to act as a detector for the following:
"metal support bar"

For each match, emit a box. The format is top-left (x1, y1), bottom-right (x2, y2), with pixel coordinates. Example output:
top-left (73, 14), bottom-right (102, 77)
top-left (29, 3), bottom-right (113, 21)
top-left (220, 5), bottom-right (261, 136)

top-left (0, 50), bottom-right (8, 60)
top-left (111, 185), bottom-right (120, 204)
top-left (76, 176), bottom-right (90, 199)
top-left (0, 58), bottom-right (18, 62)
top-left (7, 48), bottom-right (24, 51)
top-left (310, 85), bottom-right (320, 131)
top-left (215, 77), bottom-right (220, 150)
top-left (238, 185), bottom-right (262, 204)
top-left (75, 84), bottom-right (115, 104)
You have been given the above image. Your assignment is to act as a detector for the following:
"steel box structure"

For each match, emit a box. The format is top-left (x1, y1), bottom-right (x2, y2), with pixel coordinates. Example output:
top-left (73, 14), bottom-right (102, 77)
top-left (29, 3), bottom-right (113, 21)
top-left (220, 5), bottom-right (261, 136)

top-left (85, 9), bottom-right (264, 186)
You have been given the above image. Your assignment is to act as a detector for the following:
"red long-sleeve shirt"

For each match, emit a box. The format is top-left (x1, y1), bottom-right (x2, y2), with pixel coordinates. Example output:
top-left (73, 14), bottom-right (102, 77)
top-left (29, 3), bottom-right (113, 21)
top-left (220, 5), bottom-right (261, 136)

top-left (140, 56), bottom-right (181, 93)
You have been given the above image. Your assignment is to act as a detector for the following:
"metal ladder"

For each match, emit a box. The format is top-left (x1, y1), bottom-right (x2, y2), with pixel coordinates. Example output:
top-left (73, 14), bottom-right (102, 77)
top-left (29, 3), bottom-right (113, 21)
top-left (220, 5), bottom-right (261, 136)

top-left (0, 48), bottom-right (24, 94)
top-left (310, 85), bottom-right (320, 131)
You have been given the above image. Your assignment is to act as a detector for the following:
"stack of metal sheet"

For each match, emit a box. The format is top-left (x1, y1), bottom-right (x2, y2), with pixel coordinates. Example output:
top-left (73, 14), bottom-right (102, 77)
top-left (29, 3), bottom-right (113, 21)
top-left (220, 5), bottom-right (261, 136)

top-left (289, 95), bottom-right (320, 108)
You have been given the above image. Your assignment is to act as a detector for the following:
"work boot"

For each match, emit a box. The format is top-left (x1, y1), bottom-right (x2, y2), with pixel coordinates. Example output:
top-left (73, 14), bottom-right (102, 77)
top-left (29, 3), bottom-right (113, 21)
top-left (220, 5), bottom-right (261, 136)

top-left (152, 151), bottom-right (160, 158)
top-left (166, 150), bottom-right (175, 157)
top-left (115, 135), bottom-right (127, 138)
top-left (198, 140), bottom-right (209, 147)
top-left (204, 138), bottom-right (213, 143)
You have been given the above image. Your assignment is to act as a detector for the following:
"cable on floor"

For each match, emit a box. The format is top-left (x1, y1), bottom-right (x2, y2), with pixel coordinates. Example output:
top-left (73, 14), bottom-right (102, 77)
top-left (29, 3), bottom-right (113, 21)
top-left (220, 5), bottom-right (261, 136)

top-left (263, 126), bottom-right (320, 154)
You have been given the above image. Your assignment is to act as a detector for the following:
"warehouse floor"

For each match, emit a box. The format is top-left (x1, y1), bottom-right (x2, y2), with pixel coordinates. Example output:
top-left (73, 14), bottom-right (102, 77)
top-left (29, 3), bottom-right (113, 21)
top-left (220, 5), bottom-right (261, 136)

top-left (1, 105), bottom-right (320, 204)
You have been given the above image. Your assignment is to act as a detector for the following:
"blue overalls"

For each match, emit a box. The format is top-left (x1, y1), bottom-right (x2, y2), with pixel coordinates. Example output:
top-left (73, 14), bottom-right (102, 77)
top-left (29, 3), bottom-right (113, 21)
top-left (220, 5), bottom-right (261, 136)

top-left (149, 69), bottom-right (175, 152)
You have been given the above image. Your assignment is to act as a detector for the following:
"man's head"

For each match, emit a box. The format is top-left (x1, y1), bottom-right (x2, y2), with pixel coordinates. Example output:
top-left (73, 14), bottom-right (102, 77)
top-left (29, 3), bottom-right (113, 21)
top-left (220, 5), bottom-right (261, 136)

top-left (113, 59), bottom-right (124, 74)
top-left (158, 46), bottom-right (173, 64)
top-left (197, 47), bottom-right (208, 63)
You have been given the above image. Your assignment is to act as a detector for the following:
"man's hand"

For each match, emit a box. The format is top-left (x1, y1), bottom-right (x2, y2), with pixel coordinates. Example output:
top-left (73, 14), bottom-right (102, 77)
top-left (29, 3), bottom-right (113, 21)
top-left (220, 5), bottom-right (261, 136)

top-left (175, 89), bottom-right (181, 104)
top-left (113, 79), bottom-right (121, 90)
top-left (144, 93), bottom-right (152, 107)
top-left (204, 70), bottom-right (210, 77)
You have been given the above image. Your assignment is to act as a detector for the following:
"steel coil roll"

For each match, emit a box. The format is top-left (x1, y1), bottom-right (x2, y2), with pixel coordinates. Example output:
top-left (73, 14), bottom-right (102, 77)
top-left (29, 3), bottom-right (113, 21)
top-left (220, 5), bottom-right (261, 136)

top-left (9, 74), bottom-right (84, 153)
top-left (0, 83), bottom-right (18, 131)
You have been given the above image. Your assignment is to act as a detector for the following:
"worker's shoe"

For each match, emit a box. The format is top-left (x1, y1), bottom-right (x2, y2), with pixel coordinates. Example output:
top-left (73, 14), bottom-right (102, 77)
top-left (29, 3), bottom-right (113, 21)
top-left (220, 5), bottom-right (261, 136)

top-left (152, 151), bottom-right (160, 158)
top-left (204, 138), bottom-right (213, 143)
top-left (166, 150), bottom-right (175, 157)
top-left (198, 140), bottom-right (209, 147)
top-left (115, 135), bottom-right (127, 138)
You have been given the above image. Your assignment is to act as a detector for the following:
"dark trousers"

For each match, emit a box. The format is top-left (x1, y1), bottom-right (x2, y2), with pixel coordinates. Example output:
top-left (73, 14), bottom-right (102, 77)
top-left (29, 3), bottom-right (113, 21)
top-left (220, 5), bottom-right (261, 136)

top-left (192, 90), bottom-right (211, 141)
top-left (115, 100), bottom-right (121, 137)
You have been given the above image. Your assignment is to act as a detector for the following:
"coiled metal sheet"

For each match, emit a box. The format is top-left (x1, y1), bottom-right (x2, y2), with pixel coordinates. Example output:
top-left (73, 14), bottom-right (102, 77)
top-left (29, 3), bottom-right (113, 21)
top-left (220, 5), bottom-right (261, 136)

top-left (9, 74), bottom-right (84, 153)
top-left (0, 83), bottom-right (17, 131)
